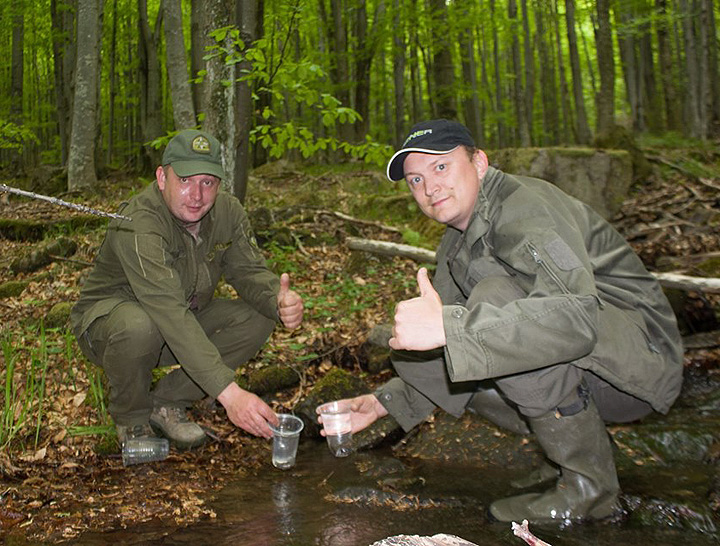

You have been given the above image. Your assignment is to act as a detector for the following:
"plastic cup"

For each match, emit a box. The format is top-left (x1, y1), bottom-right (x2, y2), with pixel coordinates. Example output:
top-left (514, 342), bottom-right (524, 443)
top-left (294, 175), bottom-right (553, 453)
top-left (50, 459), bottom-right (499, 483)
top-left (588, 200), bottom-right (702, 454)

top-left (269, 413), bottom-right (304, 470)
top-left (317, 401), bottom-right (353, 457)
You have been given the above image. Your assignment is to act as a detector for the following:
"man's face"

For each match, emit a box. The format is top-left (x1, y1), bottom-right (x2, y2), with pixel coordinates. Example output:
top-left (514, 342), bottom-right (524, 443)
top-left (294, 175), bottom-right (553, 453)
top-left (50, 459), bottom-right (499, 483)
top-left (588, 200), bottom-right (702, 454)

top-left (403, 147), bottom-right (488, 231)
top-left (156, 166), bottom-right (221, 227)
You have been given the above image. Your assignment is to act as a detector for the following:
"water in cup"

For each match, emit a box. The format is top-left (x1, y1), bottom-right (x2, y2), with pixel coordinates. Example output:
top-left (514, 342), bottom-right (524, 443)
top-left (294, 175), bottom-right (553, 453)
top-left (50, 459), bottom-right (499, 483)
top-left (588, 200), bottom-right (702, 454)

top-left (317, 401), bottom-right (353, 457)
top-left (269, 413), bottom-right (304, 470)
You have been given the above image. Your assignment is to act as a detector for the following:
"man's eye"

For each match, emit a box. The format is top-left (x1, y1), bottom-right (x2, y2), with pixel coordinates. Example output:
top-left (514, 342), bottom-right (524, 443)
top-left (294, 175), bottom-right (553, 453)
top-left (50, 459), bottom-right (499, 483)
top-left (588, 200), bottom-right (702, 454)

top-left (180, 177), bottom-right (189, 183)
top-left (409, 176), bottom-right (422, 185)
top-left (437, 164), bottom-right (446, 171)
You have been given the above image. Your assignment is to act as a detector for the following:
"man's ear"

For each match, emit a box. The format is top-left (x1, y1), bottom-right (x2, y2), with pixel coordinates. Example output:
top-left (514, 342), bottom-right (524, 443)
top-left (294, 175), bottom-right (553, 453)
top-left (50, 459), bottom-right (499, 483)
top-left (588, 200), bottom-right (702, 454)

top-left (156, 165), bottom-right (166, 190)
top-left (472, 149), bottom-right (489, 180)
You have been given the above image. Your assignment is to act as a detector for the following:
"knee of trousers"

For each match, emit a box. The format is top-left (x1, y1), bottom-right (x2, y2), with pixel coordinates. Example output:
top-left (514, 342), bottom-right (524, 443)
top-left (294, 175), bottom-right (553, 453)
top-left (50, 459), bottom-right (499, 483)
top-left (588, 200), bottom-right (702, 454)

top-left (466, 276), bottom-right (527, 308)
top-left (101, 303), bottom-right (165, 360)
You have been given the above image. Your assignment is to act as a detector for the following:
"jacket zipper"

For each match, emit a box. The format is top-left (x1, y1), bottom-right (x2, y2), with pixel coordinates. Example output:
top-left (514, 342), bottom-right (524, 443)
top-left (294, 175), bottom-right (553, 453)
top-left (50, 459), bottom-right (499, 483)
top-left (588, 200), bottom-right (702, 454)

top-left (526, 242), bottom-right (571, 295)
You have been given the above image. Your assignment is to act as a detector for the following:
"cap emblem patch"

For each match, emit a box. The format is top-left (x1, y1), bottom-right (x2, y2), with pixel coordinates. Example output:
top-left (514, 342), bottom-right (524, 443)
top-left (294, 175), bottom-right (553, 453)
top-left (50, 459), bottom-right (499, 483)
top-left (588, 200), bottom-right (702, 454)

top-left (192, 136), bottom-right (211, 154)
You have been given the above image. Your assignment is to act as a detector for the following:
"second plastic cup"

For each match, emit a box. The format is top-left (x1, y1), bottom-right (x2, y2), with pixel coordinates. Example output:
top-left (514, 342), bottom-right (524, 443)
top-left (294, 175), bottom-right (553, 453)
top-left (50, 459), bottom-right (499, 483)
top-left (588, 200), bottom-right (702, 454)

top-left (269, 413), bottom-right (304, 469)
top-left (317, 401), bottom-right (353, 457)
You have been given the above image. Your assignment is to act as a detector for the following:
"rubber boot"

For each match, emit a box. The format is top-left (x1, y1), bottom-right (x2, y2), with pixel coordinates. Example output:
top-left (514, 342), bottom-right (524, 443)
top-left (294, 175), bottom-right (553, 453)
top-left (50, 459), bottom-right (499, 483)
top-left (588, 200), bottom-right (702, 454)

top-left (466, 387), bottom-right (530, 435)
top-left (489, 399), bottom-right (620, 523)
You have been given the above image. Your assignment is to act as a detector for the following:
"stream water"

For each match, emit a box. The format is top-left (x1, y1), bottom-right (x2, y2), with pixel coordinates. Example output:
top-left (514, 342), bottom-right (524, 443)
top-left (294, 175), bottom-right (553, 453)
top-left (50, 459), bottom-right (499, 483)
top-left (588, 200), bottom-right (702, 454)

top-left (71, 438), bottom-right (718, 546)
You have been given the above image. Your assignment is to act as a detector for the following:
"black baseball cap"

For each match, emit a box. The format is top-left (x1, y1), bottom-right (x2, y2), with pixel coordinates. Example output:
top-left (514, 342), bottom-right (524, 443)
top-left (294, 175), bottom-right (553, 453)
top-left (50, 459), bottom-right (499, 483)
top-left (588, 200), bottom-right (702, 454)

top-left (386, 119), bottom-right (476, 181)
top-left (162, 129), bottom-right (225, 179)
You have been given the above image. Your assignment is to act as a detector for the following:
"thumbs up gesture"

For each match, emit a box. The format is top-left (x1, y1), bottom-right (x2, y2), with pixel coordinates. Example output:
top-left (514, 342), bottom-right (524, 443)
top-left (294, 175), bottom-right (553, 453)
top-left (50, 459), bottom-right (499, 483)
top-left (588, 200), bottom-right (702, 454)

top-left (388, 268), bottom-right (446, 351)
top-left (277, 273), bottom-right (304, 329)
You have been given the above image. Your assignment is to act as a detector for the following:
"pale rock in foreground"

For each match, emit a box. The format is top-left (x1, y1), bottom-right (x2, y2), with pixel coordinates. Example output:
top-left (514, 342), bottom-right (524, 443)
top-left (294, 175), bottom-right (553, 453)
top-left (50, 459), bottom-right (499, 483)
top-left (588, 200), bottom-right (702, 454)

top-left (370, 520), bottom-right (553, 546)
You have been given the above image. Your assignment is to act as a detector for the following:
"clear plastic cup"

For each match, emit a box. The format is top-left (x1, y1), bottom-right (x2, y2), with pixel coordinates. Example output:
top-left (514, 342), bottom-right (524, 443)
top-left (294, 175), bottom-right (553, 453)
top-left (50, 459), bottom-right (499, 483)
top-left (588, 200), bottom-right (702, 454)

top-left (122, 437), bottom-right (169, 466)
top-left (317, 401), bottom-right (353, 457)
top-left (269, 413), bottom-right (304, 469)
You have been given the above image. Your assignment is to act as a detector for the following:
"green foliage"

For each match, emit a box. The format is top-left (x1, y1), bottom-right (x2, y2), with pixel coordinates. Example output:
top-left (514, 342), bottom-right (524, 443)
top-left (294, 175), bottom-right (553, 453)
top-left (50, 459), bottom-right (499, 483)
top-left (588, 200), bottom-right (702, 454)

top-left (0, 120), bottom-right (40, 150)
top-left (203, 25), bottom-right (392, 166)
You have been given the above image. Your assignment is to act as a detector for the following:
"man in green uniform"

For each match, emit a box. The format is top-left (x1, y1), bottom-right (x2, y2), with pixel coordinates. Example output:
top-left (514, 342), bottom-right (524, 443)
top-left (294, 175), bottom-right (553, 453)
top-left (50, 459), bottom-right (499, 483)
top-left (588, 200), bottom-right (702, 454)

top-left (328, 120), bottom-right (683, 524)
top-left (72, 129), bottom-right (303, 449)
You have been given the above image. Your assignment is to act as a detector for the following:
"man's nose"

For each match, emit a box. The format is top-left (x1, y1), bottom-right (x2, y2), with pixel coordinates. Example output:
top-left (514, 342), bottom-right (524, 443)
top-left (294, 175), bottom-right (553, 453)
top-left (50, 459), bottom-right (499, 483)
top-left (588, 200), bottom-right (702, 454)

top-left (424, 177), bottom-right (440, 196)
top-left (189, 181), bottom-right (203, 201)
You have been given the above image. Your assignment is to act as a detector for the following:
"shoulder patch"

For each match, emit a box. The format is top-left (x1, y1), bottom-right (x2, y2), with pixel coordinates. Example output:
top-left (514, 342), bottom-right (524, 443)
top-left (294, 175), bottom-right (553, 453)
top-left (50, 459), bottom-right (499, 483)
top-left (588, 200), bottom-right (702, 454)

top-left (544, 238), bottom-right (583, 271)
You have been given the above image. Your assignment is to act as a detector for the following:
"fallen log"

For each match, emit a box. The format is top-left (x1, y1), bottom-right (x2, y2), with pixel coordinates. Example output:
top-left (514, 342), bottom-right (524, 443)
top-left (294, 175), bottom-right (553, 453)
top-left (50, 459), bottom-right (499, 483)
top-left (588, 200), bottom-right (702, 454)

top-left (346, 236), bottom-right (436, 263)
top-left (346, 237), bottom-right (720, 293)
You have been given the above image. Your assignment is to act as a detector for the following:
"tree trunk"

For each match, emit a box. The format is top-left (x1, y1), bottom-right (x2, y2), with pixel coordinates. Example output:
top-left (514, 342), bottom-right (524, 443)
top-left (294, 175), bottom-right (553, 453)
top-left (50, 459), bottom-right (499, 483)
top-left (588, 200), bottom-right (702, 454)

top-left (163, 0), bottom-right (197, 130)
top-left (520, 0), bottom-right (534, 145)
top-left (535, 0), bottom-right (559, 145)
top-left (352, 0), bottom-right (384, 143)
top-left (594, 0), bottom-right (615, 137)
top-left (67, 0), bottom-right (101, 191)
top-left (552, 0), bottom-right (572, 143)
top-left (233, 0), bottom-right (262, 203)
top-left (138, 0), bottom-right (163, 170)
top-left (701, 0), bottom-right (718, 137)
top-left (679, 0), bottom-right (704, 138)
top-left (50, 0), bottom-right (75, 166)
top-left (509, 0), bottom-right (530, 146)
top-left (190, 0), bottom-right (206, 118)
top-left (106, 0), bottom-right (118, 166)
top-left (490, 0), bottom-right (506, 147)
top-left (392, 0), bottom-right (406, 148)
top-left (428, 0), bottom-right (456, 119)
top-left (9, 5), bottom-right (24, 175)
top-left (656, 0), bottom-right (681, 131)
top-left (564, 0), bottom-right (592, 144)
top-left (201, 0), bottom-right (235, 191)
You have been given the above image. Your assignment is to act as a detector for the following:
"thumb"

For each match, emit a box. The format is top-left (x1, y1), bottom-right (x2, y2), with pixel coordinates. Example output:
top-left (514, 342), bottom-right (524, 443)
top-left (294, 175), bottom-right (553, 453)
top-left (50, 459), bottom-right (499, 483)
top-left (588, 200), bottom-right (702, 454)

top-left (279, 273), bottom-right (291, 296)
top-left (416, 267), bottom-right (434, 297)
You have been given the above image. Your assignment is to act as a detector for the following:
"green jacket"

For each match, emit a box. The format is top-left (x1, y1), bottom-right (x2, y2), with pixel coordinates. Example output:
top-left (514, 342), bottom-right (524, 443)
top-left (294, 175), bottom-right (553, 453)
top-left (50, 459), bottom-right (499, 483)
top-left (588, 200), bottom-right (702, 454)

top-left (379, 167), bottom-right (683, 424)
top-left (71, 183), bottom-right (280, 398)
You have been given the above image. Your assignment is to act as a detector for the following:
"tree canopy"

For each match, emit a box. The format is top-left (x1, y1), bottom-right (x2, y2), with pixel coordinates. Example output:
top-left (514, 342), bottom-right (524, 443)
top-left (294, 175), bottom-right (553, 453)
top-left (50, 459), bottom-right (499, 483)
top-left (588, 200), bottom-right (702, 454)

top-left (0, 0), bottom-right (718, 198)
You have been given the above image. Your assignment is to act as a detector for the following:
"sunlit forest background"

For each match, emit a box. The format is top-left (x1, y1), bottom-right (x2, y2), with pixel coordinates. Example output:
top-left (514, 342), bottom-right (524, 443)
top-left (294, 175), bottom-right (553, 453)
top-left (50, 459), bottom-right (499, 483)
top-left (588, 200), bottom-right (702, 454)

top-left (0, 0), bottom-right (718, 200)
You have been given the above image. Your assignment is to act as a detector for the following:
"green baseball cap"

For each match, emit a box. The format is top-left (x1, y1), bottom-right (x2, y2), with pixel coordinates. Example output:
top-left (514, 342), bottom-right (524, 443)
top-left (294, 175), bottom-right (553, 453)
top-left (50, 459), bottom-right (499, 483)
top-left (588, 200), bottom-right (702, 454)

top-left (162, 129), bottom-right (225, 179)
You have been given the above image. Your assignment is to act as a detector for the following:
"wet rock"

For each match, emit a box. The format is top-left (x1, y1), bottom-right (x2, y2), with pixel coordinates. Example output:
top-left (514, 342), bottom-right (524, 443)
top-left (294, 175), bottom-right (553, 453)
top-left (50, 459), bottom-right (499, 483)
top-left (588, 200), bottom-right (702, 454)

top-left (621, 494), bottom-right (717, 534)
top-left (370, 534), bottom-right (479, 546)
top-left (326, 485), bottom-right (467, 511)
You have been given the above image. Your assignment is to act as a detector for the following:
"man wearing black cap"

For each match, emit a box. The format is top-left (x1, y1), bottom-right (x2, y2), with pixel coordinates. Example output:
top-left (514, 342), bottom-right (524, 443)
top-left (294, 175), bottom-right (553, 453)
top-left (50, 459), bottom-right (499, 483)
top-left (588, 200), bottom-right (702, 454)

top-left (72, 129), bottom-right (303, 451)
top-left (330, 119), bottom-right (683, 523)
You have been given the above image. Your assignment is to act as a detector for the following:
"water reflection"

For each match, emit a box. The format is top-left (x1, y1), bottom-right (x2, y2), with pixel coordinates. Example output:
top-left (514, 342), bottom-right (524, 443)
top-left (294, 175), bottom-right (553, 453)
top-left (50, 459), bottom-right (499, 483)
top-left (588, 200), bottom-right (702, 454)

top-left (71, 442), bottom-right (719, 546)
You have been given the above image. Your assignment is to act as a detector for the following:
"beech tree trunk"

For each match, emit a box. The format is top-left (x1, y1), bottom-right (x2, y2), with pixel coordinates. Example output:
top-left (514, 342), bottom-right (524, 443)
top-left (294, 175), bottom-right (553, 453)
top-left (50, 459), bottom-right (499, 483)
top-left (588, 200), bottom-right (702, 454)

top-left (509, 0), bottom-right (530, 146)
top-left (392, 0), bottom-right (406, 148)
top-left (138, 0), bottom-right (163, 170)
top-left (428, 0), bottom-right (456, 119)
top-left (67, 0), bottom-right (101, 191)
top-left (595, 0), bottom-right (615, 137)
top-left (233, 0), bottom-right (261, 203)
top-left (564, 0), bottom-right (592, 144)
top-left (536, 0), bottom-right (559, 145)
top-left (163, 0), bottom-right (197, 130)
top-left (201, 0), bottom-right (235, 192)
top-left (51, 0), bottom-right (75, 166)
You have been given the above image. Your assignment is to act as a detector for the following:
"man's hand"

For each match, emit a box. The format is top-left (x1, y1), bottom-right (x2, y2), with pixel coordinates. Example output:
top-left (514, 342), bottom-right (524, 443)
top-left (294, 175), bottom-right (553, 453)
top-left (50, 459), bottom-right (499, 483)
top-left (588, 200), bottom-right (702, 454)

top-left (316, 394), bottom-right (388, 436)
top-left (278, 273), bottom-right (304, 329)
top-left (217, 382), bottom-right (278, 439)
top-left (388, 267), bottom-right (446, 351)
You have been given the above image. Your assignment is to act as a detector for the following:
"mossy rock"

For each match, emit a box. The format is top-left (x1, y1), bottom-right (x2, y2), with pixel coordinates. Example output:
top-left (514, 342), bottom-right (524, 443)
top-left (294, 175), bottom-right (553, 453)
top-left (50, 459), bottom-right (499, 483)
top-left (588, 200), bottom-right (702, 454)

top-left (0, 280), bottom-right (29, 298)
top-left (294, 368), bottom-right (371, 437)
top-left (245, 363), bottom-right (300, 395)
top-left (45, 301), bottom-right (73, 328)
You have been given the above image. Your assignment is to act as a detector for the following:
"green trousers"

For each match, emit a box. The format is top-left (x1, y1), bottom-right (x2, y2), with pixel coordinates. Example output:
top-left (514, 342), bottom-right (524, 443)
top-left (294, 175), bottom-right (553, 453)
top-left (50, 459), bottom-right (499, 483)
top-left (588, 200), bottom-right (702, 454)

top-left (384, 276), bottom-right (653, 430)
top-left (77, 299), bottom-right (275, 426)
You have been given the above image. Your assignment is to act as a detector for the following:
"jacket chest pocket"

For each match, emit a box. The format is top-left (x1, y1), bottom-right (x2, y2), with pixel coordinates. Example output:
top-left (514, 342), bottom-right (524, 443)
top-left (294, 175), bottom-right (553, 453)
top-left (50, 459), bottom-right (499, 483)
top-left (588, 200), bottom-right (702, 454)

top-left (450, 252), bottom-right (512, 298)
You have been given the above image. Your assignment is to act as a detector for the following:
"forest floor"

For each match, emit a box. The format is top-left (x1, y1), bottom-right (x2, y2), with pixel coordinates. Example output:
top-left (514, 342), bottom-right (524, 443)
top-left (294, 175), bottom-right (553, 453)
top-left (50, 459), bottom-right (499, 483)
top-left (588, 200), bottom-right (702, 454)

top-left (1, 145), bottom-right (719, 544)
